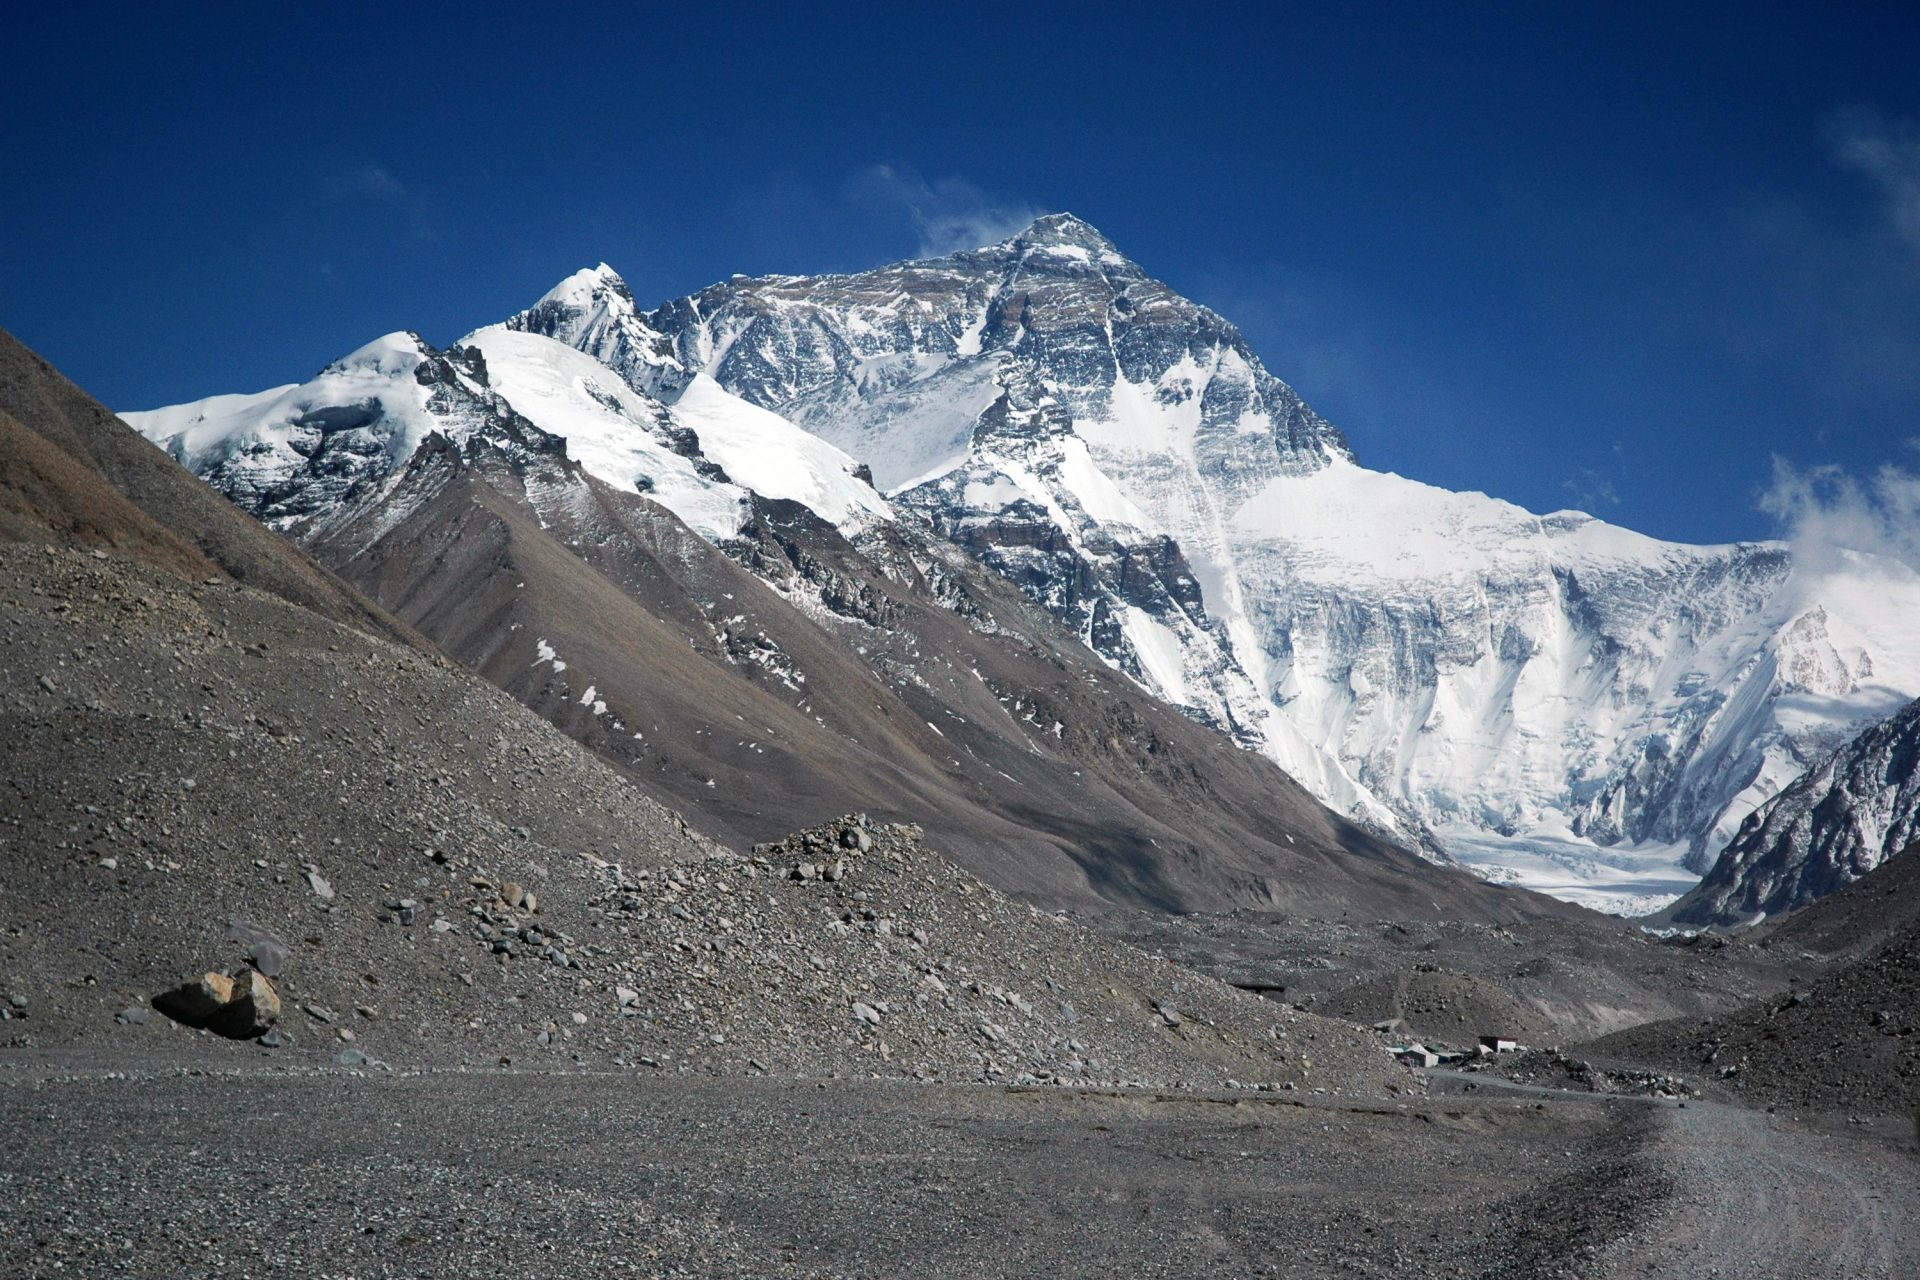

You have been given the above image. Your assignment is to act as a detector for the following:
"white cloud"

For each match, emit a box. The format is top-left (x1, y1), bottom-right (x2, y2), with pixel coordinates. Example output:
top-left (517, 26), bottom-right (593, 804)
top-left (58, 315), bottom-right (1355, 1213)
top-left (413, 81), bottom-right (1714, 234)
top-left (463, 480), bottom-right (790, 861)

top-left (1560, 467), bottom-right (1620, 511)
top-left (1829, 107), bottom-right (1920, 253)
top-left (851, 164), bottom-right (1040, 257)
top-left (1758, 449), bottom-right (1920, 574)
top-left (319, 162), bottom-right (409, 204)
top-left (313, 159), bottom-right (435, 241)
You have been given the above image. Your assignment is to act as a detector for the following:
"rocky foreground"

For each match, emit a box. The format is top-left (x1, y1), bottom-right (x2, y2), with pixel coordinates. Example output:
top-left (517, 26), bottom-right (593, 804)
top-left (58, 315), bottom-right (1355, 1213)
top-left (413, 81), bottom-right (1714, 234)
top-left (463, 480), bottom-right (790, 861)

top-left (0, 1065), bottom-right (1662, 1279)
top-left (0, 542), bottom-right (1398, 1095)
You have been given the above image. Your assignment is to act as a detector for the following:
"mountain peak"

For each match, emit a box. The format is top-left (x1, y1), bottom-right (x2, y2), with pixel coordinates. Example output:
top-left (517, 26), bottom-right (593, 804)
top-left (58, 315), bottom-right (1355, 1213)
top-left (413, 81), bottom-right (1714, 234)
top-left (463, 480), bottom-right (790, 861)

top-left (323, 331), bottom-right (435, 378)
top-left (1008, 212), bottom-right (1123, 257)
top-left (537, 262), bottom-right (633, 311)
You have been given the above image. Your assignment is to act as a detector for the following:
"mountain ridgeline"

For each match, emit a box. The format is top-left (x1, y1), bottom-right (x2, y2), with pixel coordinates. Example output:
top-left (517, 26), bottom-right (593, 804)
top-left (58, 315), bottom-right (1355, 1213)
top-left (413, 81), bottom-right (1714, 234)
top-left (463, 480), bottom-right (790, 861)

top-left (124, 215), bottom-right (1920, 922)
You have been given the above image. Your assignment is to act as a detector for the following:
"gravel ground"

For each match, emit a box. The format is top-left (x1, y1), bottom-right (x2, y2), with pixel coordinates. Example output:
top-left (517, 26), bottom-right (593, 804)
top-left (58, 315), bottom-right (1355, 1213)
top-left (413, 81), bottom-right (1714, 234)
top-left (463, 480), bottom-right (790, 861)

top-left (0, 1061), bottom-right (1659, 1279)
top-left (1591, 1099), bottom-right (1920, 1280)
top-left (0, 543), bottom-right (1402, 1095)
top-left (1105, 909), bottom-right (1799, 1049)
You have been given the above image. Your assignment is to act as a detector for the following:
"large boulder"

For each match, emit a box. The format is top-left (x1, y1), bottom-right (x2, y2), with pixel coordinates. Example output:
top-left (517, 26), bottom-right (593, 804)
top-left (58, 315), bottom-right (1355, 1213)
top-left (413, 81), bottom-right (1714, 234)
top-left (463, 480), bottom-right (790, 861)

top-left (151, 967), bottom-right (280, 1039)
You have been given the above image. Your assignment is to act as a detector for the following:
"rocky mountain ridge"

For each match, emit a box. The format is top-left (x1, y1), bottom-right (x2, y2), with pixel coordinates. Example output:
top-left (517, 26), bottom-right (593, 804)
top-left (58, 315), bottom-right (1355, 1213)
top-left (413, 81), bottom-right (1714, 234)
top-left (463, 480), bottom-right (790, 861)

top-left (1672, 697), bottom-right (1920, 925)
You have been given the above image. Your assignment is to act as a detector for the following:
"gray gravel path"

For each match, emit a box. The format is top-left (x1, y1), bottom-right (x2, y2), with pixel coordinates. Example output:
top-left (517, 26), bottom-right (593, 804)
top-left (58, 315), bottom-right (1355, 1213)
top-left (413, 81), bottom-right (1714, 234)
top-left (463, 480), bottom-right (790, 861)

top-left (0, 1062), bottom-right (1653, 1279)
top-left (1594, 1100), bottom-right (1920, 1280)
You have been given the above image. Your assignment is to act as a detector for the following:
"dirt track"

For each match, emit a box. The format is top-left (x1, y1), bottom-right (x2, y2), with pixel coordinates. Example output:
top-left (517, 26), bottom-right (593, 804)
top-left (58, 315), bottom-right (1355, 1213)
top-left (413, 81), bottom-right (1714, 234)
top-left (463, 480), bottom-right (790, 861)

top-left (1596, 1100), bottom-right (1919, 1279)
top-left (0, 1061), bottom-right (1658, 1279)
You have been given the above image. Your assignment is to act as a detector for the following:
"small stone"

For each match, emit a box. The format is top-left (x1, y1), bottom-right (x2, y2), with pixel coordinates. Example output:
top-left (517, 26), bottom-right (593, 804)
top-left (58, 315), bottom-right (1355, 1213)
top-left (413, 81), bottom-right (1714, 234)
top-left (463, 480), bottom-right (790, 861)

top-left (851, 1001), bottom-right (882, 1026)
top-left (98, 857), bottom-right (118, 871)
top-left (6, 994), bottom-right (26, 1011)
top-left (823, 860), bottom-right (846, 883)
top-left (115, 1006), bottom-right (149, 1026)
top-left (336, 1027), bottom-right (356, 1043)
top-left (304, 868), bottom-right (335, 902)
top-left (259, 1027), bottom-right (293, 1049)
top-left (244, 939), bottom-right (290, 978)
top-left (571, 1012), bottom-right (588, 1025)
top-left (615, 986), bottom-right (639, 1006)
top-left (501, 882), bottom-right (527, 910)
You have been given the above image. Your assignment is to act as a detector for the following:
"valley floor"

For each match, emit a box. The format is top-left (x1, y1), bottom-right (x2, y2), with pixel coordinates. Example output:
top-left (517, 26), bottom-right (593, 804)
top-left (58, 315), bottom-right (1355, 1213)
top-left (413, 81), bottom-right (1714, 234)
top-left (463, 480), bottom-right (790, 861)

top-left (2, 1056), bottom-right (1910, 1278)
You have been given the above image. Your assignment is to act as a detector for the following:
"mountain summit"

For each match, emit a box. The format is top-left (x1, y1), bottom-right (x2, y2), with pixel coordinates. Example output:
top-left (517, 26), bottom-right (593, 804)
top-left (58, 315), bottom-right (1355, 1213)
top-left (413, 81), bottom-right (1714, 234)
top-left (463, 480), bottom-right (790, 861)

top-left (998, 212), bottom-right (1133, 260)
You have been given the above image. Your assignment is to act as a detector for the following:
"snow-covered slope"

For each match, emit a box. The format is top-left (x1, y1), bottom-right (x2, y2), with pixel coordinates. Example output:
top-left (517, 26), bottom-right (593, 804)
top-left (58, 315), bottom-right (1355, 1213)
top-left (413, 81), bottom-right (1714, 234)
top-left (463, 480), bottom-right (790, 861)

top-left (1672, 694), bottom-right (1920, 926)
top-left (122, 333), bottom-right (499, 529)
top-left (127, 325), bottom-right (887, 543)
top-left (620, 213), bottom-right (1920, 913)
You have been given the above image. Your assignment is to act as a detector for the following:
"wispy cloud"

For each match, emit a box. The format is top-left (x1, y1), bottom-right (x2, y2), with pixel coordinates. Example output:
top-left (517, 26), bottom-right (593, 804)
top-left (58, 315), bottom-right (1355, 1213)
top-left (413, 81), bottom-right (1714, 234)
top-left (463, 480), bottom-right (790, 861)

top-left (1561, 466), bottom-right (1621, 512)
top-left (1829, 107), bottom-right (1920, 254)
top-left (850, 164), bottom-right (1039, 257)
top-left (1758, 449), bottom-right (1920, 574)
top-left (319, 162), bottom-right (410, 204)
top-left (314, 159), bottom-right (436, 240)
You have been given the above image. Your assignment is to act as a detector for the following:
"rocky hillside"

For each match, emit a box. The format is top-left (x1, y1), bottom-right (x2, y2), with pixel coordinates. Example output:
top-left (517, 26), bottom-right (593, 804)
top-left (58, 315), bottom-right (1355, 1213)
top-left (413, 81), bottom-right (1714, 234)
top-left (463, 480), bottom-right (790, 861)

top-left (1755, 839), bottom-right (1920, 960)
top-left (0, 543), bottom-right (1406, 1093)
top-left (0, 328), bottom-right (414, 646)
top-left (1672, 697), bottom-right (1920, 926)
top-left (0, 332), bottom-right (1416, 1093)
top-left (1586, 914), bottom-right (1919, 1113)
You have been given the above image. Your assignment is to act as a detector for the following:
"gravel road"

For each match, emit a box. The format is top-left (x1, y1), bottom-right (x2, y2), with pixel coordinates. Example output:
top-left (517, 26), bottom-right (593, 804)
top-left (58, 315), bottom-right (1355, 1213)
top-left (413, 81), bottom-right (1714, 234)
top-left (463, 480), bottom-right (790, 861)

top-left (1596, 1099), bottom-right (1919, 1279)
top-left (0, 1061), bottom-right (1659, 1279)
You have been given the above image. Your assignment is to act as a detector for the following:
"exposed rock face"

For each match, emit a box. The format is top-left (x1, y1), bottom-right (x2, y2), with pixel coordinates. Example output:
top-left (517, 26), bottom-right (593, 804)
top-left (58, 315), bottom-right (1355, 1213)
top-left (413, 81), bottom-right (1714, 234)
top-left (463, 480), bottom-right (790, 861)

top-left (1673, 697), bottom-right (1920, 925)
top-left (152, 968), bottom-right (281, 1039)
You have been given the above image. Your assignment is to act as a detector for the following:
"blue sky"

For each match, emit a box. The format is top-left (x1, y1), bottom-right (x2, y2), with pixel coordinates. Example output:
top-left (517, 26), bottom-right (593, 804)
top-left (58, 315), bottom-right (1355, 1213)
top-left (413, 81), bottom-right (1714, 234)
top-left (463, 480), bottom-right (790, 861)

top-left (4, 2), bottom-right (1918, 546)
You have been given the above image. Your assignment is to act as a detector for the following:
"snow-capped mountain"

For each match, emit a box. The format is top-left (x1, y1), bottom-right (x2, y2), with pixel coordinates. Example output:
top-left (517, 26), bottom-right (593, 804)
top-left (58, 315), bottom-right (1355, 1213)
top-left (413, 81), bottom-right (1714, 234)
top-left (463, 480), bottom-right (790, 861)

top-left (125, 213), bottom-right (1920, 915)
top-left (125, 322), bottom-right (888, 543)
top-left (1671, 695), bottom-right (1920, 926)
top-left (610, 213), bottom-right (1920, 913)
top-left (124, 303), bottom-right (1532, 920)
